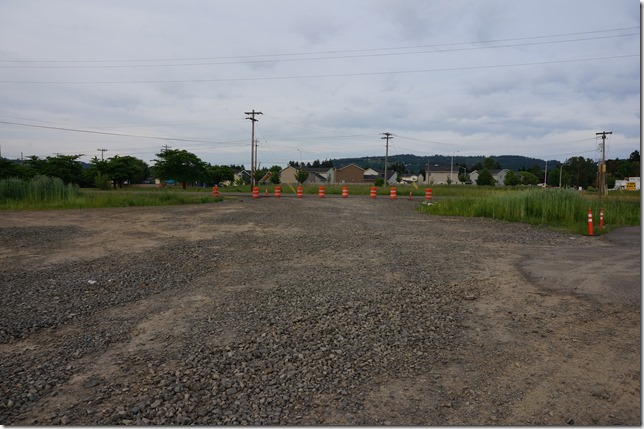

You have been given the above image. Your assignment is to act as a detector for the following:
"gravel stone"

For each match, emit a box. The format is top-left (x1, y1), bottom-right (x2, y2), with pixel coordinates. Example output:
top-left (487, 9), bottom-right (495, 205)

top-left (0, 198), bottom-right (636, 425)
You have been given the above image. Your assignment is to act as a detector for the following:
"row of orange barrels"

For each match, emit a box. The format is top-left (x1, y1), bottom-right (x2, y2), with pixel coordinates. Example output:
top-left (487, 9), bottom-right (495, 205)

top-left (212, 186), bottom-right (433, 201)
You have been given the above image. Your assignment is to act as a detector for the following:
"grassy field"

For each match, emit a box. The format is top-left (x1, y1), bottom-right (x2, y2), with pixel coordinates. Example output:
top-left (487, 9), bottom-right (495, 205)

top-left (418, 185), bottom-right (640, 235)
top-left (1, 178), bottom-right (639, 235)
top-left (0, 177), bottom-right (219, 210)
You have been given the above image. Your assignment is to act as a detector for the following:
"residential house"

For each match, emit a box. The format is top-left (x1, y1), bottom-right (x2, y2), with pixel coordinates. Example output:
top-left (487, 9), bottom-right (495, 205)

top-left (232, 169), bottom-right (251, 185)
top-left (419, 165), bottom-right (461, 185)
top-left (469, 169), bottom-right (510, 186)
top-left (363, 168), bottom-right (398, 184)
top-left (328, 164), bottom-right (365, 184)
top-left (279, 166), bottom-right (328, 184)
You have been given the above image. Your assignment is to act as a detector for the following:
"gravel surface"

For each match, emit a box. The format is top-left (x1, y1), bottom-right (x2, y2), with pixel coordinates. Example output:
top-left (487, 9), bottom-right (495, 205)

top-left (0, 197), bottom-right (639, 425)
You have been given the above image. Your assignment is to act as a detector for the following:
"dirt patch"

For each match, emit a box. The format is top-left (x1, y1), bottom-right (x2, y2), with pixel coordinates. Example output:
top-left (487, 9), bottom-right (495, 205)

top-left (0, 198), bottom-right (639, 425)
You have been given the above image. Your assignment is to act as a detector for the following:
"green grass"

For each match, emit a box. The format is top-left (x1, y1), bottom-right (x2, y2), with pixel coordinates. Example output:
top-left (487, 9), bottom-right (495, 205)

top-left (419, 186), bottom-right (640, 235)
top-left (3, 178), bottom-right (639, 236)
top-left (0, 177), bottom-right (220, 210)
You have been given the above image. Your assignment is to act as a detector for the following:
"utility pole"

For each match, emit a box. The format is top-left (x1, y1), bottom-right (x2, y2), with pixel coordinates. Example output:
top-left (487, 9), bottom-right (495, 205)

top-left (245, 110), bottom-right (263, 187)
top-left (97, 148), bottom-right (108, 161)
top-left (161, 144), bottom-right (171, 153)
top-left (596, 131), bottom-right (612, 196)
top-left (544, 161), bottom-right (548, 187)
top-left (382, 132), bottom-right (393, 185)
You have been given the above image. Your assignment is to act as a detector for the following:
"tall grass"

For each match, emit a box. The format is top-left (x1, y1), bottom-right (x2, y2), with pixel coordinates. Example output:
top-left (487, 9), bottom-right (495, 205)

top-left (0, 176), bottom-right (220, 210)
top-left (0, 175), bottom-right (81, 204)
top-left (419, 187), bottom-right (640, 234)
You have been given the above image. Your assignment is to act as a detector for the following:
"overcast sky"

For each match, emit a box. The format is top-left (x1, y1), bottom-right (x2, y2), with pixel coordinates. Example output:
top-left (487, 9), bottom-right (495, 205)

top-left (0, 0), bottom-right (640, 168)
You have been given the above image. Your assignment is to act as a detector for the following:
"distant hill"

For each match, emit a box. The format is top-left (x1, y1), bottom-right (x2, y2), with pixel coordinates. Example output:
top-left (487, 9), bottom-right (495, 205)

top-left (330, 154), bottom-right (560, 173)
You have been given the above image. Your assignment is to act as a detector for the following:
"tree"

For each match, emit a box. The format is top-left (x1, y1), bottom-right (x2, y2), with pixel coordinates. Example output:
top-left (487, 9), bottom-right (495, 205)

top-left (209, 165), bottom-right (235, 185)
top-left (565, 156), bottom-right (596, 188)
top-left (547, 168), bottom-right (561, 188)
top-left (519, 171), bottom-right (539, 185)
top-left (269, 165), bottom-right (282, 184)
top-left (389, 161), bottom-right (407, 175)
top-left (629, 150), bottom-right (640, 162)
top-left (0, 158), bottom-right (30, 179)
top-left (503, 170), bottom-right (521, 186)
top-left (151, 149), bottom-right (207, 189)
top-left (483, 156), bottom-right (501, 170)
top-left (105, 155), bottom-right (149, 188)
top-left (294, 169), bottom-right (309, 184)
top-left (476, 169), bottom-right (496, 186)
top-left (25, 154), bottom-right (85, 185)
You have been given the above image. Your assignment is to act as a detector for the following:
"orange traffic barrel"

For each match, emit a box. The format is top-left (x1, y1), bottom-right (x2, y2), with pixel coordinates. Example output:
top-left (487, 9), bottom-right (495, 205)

top-left (252, 187), bottom-right (259, 199)
top-left (212, 186), bottom-right (219, 198)
top-left (275, 186), bottom-right (282, 198)
top-left (318, 186), bottom-right (325, 198)
top-left (297, 186), bottom-right (303, 198)
top-left (370, 186), bottom-right (377, 199)
top-left (341, 186), bottom-right (348, 198)
top-left (425, 188), bottom-right (433, 202)
top-left (389, 187), bottom-right (397, 199)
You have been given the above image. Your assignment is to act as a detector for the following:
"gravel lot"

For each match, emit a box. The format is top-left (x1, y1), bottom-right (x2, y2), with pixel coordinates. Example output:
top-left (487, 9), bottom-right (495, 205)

top-left (0, 196), bottom-right (640, 425)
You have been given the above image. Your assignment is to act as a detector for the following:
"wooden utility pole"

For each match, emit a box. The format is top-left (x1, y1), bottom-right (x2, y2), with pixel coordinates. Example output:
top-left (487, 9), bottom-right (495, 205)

top-left (97, 148), bottom-right (108, 161)
top-left (245, 110), bottom-right (263, 187)
top-left (596, 131), bottom-right (612, 196)
top-left (382, 132), bottom-right (393, 185)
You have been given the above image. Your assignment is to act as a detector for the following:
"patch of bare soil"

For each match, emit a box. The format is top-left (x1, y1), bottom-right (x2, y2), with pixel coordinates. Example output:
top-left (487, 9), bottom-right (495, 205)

top-left (0, 198), bottom-right (639, 425)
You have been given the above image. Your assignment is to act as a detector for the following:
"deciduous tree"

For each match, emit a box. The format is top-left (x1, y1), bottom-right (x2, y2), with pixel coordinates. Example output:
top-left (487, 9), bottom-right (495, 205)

top-left (152, 149), bottom-right (207, 189)
top-left (476, 169), bottom-right (496, 186)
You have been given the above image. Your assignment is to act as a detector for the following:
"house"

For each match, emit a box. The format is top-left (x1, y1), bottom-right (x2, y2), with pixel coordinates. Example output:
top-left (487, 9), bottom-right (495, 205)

top-left (279, 166), bottom-right (327, 184)
top-left (363, 167), bottom-right (379, 176)
top-left (257, 171), bottom-right (273, 185)
top-left (363, 168), bottom-right (398, 184)
top-left (469, 169), bottom-right (510, 186)
top-left (328, 164), bottom-right (365, 184)
top-left (232, 169), bottom-right (251, 184)
top-left (419, 165), bottom-right (460, 185)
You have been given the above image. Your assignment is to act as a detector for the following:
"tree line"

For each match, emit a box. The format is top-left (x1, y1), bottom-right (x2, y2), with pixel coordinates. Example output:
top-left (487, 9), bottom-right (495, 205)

top-left (1, 149), bottom-right (639, 189)
top-left (0, 150), bottom-right (248, 188)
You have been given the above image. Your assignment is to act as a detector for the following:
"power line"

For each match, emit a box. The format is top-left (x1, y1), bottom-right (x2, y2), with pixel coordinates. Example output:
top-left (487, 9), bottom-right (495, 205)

top-left (0, 120), bottom-right (244, 145)
top-left (2, 26), bottom-right (636, 64)
top-left (2, 54), bottom-right (635, 85)
top-left (1, 33), bottom-right (637, 69)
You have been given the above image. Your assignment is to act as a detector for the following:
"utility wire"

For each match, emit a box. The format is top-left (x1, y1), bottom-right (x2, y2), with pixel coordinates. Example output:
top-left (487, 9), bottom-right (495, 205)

top-left (1, 54), bottom-right (636, 84)
top-left (2, 26), bottom-right (637, 64)
top-left (0, 33), bottom-right (637, 69)
top-left (0, 120), bottom-right (245, 145)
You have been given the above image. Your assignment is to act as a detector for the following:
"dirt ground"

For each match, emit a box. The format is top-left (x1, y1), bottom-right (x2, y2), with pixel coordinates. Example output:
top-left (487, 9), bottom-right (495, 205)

top-left (0, 196), bottom-right (640, 425)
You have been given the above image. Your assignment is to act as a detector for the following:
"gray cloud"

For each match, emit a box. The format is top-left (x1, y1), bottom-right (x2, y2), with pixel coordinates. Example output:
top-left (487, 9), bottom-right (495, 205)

top-left (0, 0), bottom-right (639, 166)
